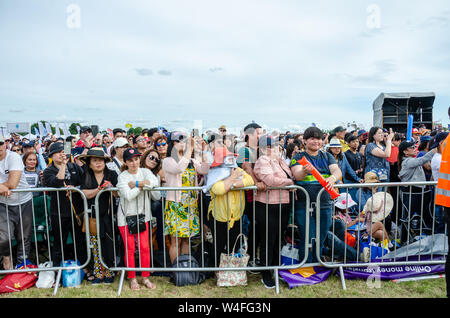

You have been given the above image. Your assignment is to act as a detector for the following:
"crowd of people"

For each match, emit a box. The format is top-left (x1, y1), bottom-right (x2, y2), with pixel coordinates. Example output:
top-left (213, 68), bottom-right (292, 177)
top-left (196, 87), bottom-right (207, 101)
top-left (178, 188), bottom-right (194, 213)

top-left (0, 118), bottom-right (449, 291)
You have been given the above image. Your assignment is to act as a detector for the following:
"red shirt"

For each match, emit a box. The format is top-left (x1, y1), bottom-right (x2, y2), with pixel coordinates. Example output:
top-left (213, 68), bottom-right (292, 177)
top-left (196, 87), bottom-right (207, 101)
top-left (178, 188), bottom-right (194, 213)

top-left (387, 146), bottom-right (399, 163)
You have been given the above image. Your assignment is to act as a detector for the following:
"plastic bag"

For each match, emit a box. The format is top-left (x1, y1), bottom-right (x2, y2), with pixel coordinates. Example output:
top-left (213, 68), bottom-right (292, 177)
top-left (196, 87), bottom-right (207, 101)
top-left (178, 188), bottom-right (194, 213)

top-left (36, 261), bottom-right (55, 288)
top-left (61, 260), bottom-right (84, 288)
top-left (281, 243), bottom-right (299, 265)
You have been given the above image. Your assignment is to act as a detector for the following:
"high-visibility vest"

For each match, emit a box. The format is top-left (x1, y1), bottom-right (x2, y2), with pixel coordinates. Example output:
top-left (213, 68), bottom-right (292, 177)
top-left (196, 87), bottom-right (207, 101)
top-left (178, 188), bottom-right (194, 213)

top-left (436, 134), bottom-right (450, 207)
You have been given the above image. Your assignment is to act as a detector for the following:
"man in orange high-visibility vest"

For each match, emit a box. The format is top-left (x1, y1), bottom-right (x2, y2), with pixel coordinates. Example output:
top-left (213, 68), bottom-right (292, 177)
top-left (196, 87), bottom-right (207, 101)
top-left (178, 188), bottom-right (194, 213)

top-left (434, 106), bottom-right (450, 297)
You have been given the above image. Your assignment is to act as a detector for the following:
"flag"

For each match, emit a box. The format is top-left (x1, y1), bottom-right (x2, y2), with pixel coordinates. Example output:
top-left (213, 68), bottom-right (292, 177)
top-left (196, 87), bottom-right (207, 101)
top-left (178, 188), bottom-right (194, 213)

top-left (45, 122), bottom-right (52, 135)
top-left (125, 123), bottom-right (133, 129)
top-left (38, 122), bottom-right (46, 136)
top-left (107, 128), bottom-right (113, 138)
top-left (62, 123), bottom-right (71, 137)
top-left (54, 123), bottom-right (61, 137)
top-left (33, 127), bottom-right (40, 137)
top-left (76, 125), bottom-right (80, 135)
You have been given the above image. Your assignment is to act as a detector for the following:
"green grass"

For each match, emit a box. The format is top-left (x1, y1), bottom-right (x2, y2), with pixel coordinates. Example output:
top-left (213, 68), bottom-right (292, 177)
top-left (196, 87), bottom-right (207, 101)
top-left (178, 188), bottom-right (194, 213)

top-left (0, 270), bottom-right (446, 298)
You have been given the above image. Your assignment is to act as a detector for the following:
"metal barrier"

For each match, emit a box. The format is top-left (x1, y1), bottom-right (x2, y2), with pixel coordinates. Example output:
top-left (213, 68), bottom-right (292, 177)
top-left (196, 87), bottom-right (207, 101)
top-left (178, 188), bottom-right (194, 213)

top-left (0, 187), bottom-right (91, 295)
top-left (315, 181), bottom-right (448, 290)
top-left (1, 182), bottom-right (447, 296)
top-left (94, 185), bottom-right (311, 295)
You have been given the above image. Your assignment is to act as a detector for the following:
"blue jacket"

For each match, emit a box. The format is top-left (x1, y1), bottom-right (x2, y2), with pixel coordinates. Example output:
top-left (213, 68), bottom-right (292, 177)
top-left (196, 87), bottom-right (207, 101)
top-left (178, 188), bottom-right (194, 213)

top-left (337, 154), bottom-right (362, 184)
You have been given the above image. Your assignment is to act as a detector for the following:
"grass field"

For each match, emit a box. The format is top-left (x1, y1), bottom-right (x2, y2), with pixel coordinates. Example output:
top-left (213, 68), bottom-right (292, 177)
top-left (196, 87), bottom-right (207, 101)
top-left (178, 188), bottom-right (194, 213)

top-left (0, 269), bottom-right (446, 299)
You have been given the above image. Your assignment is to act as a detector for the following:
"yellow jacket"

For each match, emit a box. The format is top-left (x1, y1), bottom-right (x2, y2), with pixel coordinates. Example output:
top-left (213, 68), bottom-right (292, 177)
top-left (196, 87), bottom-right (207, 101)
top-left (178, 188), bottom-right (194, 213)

top-left (208, 168), bottom-right (254, 229)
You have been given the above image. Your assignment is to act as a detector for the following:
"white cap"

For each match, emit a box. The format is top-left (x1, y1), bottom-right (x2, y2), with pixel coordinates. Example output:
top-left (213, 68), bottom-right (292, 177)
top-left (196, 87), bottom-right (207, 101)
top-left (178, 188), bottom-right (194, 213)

top-left (113, 137), bottom-right (129, 148)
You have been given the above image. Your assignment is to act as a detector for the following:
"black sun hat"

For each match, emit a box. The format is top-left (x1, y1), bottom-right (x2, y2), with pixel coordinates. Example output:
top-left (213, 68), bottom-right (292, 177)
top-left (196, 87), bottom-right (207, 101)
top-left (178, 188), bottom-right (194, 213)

top-left (78, 147), bottom-right (111, 164)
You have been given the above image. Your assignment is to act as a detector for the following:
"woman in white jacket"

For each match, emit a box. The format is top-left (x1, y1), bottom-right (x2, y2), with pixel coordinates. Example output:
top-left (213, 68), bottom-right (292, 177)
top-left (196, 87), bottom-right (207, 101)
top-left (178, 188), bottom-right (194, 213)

top-left (117, 148), bottom-right (160, 291)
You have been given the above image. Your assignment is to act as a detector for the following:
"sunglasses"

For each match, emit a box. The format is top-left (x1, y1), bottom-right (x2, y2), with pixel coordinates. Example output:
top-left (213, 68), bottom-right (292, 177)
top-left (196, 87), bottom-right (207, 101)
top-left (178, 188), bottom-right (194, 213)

top-left (148, 155), bottom-right (160, 163)
top-left (136, 139), bottom-right (145, 143)
top-left (156, 142), bottom-right (167, 147)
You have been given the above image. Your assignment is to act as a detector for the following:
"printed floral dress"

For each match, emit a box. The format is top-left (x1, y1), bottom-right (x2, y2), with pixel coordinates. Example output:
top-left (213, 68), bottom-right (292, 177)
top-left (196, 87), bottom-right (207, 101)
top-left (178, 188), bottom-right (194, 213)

top-left (163, 167), bottom-right (200, 238)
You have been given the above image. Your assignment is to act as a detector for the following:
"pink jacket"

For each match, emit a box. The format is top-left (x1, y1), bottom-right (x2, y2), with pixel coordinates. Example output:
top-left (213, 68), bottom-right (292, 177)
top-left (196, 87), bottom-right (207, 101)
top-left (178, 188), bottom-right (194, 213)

top-left (253, 155), bottom-right (294, 204)
top-left (162, 156), bottom-right (209, 202)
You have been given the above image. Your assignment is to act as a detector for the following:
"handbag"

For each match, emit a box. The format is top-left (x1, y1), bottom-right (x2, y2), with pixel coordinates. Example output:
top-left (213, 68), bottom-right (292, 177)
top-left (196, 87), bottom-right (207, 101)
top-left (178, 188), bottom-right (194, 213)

top-left (126, 214), bottom-right (146, 235)
top-left (216, 234), bottom-right (250, 287)
top-left (82, 217), bottom-right (97, 236)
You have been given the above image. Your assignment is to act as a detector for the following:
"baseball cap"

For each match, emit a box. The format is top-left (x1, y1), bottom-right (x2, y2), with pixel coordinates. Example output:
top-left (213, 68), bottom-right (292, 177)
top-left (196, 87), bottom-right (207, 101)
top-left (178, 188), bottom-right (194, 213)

top-left (22, 141), bottom-right (35, 148)
top-left (170, 131), bottom-right (186, 142)
top-left (429, 132), bottom-right (449, 150)
top-left (123, 148), bottom-right (142, 162)
top-left (211, 147), bottom-right (238, 168)
top-left (412, 128), bottom-right (420, 134)
top-left (399, 140), bottom-right (417, 154)
top-left (113, 137), bottom-right (129, 148)
top-left (80, 126), bottom-right (92, 134)
top-left (357, 129), bottom-right (367, 137)
top-left (334, 126), bottom-right (347, 133)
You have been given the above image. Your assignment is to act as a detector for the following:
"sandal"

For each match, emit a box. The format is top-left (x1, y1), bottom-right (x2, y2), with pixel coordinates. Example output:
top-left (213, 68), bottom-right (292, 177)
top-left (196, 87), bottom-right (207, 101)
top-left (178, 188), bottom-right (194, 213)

top-left (142, 278), bottom-right (156, 290)
top-left (130, 278), bottom-right (140, 290)
top-left (84, 270), bottom-right (95, 282)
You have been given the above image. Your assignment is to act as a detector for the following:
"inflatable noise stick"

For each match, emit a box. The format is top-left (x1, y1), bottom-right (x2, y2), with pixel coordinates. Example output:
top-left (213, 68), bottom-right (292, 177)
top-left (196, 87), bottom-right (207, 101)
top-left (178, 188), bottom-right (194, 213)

top-left (298, 156), bottom-right (340, 200)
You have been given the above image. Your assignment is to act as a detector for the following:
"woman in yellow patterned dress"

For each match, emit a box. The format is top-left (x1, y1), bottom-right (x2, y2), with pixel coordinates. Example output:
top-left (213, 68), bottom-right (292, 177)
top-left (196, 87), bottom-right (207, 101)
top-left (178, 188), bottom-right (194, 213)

top-left (162, 132), bottom-right (209, 264)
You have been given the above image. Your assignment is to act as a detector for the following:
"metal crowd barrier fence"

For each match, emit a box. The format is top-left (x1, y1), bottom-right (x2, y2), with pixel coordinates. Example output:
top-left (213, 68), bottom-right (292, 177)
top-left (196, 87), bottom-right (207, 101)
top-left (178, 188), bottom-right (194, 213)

top-left (2, 182), bottom-right (446, 296)
top-left (94, 185), bottom-right (310, 295)
top-left (0, 187), bottom-right (91, 295)
top-left (316, 181), bottom-right (447, 290)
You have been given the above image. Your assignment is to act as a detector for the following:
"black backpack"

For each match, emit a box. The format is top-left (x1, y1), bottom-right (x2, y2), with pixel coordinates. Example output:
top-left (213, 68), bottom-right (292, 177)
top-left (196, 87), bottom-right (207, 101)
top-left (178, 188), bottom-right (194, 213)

top-left (170, 254), bottom-right (205, 286)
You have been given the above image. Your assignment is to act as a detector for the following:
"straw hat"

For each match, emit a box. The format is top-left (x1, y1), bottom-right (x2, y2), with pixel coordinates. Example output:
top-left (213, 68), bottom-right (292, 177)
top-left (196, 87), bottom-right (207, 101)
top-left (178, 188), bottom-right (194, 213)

top-left (364, 172), bottom-right (380, 184)
top-left (363, 192), bottom-right (394, 223)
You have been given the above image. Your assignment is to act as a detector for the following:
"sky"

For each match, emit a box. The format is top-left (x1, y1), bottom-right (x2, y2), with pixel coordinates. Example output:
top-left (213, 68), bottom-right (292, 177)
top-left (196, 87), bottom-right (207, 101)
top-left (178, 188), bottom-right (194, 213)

top-left (1, 0), bottom-right (450, 135)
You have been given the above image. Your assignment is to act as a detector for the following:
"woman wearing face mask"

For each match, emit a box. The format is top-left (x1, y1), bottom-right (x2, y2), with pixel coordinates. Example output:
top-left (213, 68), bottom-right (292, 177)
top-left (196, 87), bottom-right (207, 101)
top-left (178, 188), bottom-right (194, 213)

top-left (117, 148), bottom-right (160, 290)
top-left (79, 148), bottom-right (118, 284)
top-left (162, 132), bottom-right (209, 264)
top-left (253, 135), bottom-right (294, 289)
top-left (205, 147), bottom-right (254, 270)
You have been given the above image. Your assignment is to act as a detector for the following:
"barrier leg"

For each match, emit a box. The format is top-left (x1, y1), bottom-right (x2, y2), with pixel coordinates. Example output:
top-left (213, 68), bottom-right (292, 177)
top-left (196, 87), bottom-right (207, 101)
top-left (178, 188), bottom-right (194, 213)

top-left (274, 268), bottom-right (280, 294)
top-left (117, 270), bottom-right (126, 296)
top-left (339, 266), bottom-right (347, 290)
top-left (53, 269), bottom-right (62, 295)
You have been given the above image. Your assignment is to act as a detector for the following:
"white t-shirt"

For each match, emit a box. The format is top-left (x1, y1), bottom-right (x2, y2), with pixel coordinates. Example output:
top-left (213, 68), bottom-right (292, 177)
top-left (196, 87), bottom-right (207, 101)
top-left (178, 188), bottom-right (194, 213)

top-left (0, 150), bottom-right (33, 205)
top-left (431, 153), bottom-right (442, 181)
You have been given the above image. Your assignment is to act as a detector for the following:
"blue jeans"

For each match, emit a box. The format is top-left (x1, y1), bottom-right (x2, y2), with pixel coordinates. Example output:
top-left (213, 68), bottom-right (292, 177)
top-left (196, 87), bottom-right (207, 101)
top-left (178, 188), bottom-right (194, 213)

top-left (324, 219), bottom-right (358, 261)
top-left (294, 201), bottom-right (332, 263)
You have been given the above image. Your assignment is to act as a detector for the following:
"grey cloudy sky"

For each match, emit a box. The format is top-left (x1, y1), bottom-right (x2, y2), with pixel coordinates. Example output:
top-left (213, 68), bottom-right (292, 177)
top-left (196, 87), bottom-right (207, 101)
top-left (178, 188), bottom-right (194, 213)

top-left (0, 0), bottom-right (449, 133)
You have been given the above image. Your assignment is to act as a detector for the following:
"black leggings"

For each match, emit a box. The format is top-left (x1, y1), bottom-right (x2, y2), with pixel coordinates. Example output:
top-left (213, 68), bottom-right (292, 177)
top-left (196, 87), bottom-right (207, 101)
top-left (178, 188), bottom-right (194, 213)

top-left (209, 218), bottom-right (242, 268)
top-left (254, 202), bottom-right (290, 267)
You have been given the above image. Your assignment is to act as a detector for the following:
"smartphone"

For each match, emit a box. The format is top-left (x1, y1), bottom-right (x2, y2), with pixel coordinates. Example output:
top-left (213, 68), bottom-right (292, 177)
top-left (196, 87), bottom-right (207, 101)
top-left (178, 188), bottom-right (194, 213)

top-left (64, 141), bottom-right (72, 155)
top-left (91, 125), bottom-right (99, 137)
